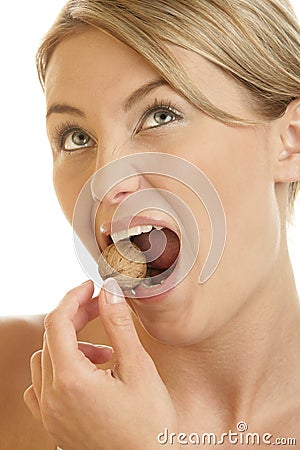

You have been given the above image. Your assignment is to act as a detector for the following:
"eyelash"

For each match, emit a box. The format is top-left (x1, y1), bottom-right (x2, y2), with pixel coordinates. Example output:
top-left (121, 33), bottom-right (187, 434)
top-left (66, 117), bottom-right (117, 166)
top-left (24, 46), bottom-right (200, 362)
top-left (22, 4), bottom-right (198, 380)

top-left (52, 99), bottom-right (183, 153)
top-left (52, 121), bottom-right (91, 154)
top-left (136, 98), bottom-right (183, 132)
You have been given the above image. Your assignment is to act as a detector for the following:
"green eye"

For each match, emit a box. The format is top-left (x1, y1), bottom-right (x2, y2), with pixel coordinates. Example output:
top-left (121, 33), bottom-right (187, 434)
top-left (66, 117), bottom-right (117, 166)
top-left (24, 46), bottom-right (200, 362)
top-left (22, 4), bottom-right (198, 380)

top-left (63, 129), bottom-right (95, 151)
top-left (137, 100), bottom-right (183, 133)
top-left (141, 109), bottom-right (177, 130)
top-left (153, 111), bottom-right (174, 125)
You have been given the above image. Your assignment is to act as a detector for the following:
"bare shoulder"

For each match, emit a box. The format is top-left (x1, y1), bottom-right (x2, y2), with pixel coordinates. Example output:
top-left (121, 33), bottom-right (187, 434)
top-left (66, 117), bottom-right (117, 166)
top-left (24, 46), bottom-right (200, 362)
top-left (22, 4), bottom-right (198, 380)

top-left (0, 315), bottom-right (55, 450)
top-left (0, 309), bottom-right (122, 450)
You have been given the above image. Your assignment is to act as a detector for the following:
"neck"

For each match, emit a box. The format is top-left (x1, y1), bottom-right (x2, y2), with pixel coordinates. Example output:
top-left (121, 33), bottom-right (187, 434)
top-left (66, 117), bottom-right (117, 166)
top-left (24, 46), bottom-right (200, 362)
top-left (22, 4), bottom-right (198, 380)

top-left (139, 247), bottom-right (300, 424)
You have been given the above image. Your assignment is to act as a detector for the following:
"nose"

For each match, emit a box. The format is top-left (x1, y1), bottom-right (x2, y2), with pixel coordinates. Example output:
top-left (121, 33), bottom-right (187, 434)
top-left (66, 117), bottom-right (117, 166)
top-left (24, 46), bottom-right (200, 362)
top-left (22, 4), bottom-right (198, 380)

top-left (101, 175), bottom-right (142, 205)
top-left (91, 137), bottom-right (159, 207)
top-left (92, 136), bottom-right (150, 206)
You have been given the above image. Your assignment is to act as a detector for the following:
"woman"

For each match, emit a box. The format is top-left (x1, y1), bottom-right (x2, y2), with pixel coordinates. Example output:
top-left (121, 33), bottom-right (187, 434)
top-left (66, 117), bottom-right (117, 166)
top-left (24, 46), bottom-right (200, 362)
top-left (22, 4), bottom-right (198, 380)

top-left (1, 0), bottom-right (300, 448)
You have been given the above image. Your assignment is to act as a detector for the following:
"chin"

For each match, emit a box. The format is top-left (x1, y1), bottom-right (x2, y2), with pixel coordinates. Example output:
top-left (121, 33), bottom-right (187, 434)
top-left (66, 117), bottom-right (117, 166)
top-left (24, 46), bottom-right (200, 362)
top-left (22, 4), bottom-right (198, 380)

top-left (126, 279), bottom-right (210, 346)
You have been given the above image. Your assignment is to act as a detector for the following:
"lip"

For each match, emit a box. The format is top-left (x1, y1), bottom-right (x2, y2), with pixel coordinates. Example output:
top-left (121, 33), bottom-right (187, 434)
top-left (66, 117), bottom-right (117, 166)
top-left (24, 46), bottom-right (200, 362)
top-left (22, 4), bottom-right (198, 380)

top-left (98, 215), bottom-right (181, 252)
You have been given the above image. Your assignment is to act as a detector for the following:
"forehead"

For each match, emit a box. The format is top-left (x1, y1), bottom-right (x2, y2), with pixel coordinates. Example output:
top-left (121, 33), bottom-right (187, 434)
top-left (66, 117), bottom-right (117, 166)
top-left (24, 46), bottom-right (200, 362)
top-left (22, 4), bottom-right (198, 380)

top-left (45, 27), bottom-right (251, 117)
top-left (45, 29), bottom-right (160, 105)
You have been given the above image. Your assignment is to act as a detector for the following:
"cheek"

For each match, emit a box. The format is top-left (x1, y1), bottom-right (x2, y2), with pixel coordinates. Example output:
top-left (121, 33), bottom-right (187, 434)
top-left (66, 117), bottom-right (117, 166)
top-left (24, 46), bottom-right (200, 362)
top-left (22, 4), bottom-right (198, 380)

top-left (179, 120), bottom-right (279, 289)
top-left (184, 121), bottom-right (275, 245)
top-left (53, 158), bottom-right (95, 223)
top-left (212, 128), bottom-right (278, 261)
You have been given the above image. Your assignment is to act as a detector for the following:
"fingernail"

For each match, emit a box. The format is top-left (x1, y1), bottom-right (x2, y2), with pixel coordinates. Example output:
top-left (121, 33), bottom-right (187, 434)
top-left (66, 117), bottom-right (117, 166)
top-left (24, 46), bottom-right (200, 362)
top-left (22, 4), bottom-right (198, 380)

top-left (94, 344), bottom-right (114, 351)
top-left (81, 280), bottom-right (93, 286)
top-left (103, 278), bottom-right (125, 304)
top-left (279, 149), bottom-right (289, 161)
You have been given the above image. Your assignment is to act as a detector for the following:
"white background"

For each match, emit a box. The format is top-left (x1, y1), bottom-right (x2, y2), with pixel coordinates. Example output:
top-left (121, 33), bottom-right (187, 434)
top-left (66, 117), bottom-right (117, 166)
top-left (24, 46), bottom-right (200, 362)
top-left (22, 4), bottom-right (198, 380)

top-left (0, 1), bottom-right (299, 316)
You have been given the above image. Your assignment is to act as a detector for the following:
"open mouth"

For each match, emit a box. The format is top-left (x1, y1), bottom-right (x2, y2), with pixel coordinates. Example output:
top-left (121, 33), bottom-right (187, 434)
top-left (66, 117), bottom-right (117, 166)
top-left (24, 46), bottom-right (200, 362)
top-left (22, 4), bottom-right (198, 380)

top-left (98, 219), bottom-right (181, 292)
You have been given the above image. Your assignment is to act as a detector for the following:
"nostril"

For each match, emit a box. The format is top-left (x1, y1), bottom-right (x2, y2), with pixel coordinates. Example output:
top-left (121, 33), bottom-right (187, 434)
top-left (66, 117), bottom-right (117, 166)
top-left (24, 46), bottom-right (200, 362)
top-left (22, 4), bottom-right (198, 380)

top-left (113, 190), bottom-right (135, 202)
top-left (102, 175), bottom-right (141, 205)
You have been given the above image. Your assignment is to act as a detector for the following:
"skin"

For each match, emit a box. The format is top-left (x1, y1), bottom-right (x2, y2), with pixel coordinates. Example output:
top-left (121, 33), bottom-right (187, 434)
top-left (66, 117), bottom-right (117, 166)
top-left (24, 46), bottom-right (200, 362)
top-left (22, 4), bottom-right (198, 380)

top-left (1, 26), bottom-right (300, 449)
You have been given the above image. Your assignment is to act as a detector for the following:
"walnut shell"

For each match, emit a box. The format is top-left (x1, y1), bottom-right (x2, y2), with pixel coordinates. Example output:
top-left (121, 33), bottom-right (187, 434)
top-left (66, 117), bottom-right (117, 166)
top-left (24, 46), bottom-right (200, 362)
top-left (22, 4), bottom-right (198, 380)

top-left (98, 240), bottom-right (147, 290)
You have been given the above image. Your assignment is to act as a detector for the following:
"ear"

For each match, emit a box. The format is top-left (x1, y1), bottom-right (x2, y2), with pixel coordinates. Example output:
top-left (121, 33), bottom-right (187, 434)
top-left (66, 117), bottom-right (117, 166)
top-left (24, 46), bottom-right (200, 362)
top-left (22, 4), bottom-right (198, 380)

top-left (274, 98), bottom-right (300, 183)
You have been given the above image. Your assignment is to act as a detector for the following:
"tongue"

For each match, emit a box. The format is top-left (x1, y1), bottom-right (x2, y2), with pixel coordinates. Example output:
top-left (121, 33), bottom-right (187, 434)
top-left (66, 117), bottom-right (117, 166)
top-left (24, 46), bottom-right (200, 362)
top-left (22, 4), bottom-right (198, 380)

top-left (131, 228), bottom-right (180, 270)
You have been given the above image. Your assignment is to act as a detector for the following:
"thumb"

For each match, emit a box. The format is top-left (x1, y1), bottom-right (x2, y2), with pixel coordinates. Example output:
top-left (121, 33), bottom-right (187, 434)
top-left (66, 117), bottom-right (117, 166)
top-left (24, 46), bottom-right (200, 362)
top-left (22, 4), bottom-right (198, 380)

top-left (98, 277), bottom-right (151, 381)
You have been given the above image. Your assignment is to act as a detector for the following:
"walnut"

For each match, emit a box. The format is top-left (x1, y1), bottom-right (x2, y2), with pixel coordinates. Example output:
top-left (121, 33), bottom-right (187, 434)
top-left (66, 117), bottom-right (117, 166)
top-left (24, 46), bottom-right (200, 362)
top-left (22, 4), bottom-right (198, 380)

top-left (98, 240), bottom-right (147, 290)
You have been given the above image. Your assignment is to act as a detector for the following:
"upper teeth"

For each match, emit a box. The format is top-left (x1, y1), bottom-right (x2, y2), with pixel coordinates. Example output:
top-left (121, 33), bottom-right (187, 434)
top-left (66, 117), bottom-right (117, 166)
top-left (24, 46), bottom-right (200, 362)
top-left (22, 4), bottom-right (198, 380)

top-left (110, 225), bottom-right (163, 244)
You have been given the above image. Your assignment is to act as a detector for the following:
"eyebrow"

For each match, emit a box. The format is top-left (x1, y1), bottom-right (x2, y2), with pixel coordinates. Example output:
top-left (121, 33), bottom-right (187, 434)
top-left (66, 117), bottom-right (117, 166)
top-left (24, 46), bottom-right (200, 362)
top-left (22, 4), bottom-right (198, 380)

top-left (46, 104), bottom-right (85, 119)
top-left (46, 78), bottom-right (168, 119)
top-left (123, 78), bottom-right (168, 112)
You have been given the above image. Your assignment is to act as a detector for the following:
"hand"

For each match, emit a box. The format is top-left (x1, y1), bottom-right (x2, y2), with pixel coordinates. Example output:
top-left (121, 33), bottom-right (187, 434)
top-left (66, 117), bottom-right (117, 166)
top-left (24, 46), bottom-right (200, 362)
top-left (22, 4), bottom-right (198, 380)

top-left (24, 279), bottom-right (179, 450)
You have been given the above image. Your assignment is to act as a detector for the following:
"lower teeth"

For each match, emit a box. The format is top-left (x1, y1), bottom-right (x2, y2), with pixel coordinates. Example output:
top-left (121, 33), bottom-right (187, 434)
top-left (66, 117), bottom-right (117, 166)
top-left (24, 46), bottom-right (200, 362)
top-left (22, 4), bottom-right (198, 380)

top-left (125, 262), bottom-right (177, 295)
top-left (140, 278), bottom-right (165, 288)
top-left (124, 277), bottom-right (164, 296)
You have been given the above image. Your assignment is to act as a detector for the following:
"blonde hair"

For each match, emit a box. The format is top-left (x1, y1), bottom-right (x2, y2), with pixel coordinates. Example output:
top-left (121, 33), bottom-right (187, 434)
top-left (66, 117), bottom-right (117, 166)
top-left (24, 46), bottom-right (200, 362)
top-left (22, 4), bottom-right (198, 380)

top-left (36, 0), bottom-right (300, 217)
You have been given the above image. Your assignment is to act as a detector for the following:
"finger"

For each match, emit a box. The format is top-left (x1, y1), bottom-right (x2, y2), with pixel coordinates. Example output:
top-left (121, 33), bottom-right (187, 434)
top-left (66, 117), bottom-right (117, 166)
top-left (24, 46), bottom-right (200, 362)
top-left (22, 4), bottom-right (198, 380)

top-left (98, 278), bottom-right (152, 381)
top-left (41, 332), bottom-right (53, 387)
top-left (23, 385), bottom-right (43, 422)
top-left (46, 283), bottom-right (98, 337)
top-left (44, 281), bottom-right (96, 373)
top-left (77, 342), bottom-right (114, 365)
top-left (73, 293), bottom-right (101, 331)
top-left (30, 350), bottom-right (43, 401)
